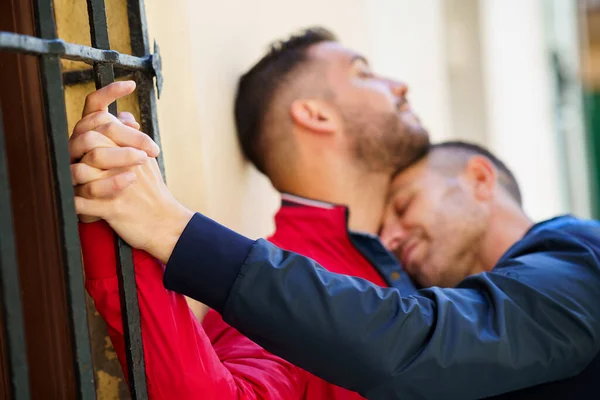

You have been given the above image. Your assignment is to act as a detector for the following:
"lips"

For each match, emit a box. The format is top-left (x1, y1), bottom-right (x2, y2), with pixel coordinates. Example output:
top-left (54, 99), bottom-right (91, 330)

top-left (400, 239), bottom-right (419, 268)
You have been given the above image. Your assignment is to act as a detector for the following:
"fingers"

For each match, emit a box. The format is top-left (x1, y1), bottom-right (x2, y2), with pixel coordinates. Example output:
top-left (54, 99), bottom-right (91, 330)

top-left (82, 81), bottom-right (136, 117)
top-left (74, 81), bottom-right (147, 223)
top-left (73, 111), bottom-right (142, 139)
top-left (72, 111), bottom-right (120, 139)
top-left (71, 163), bottom-right (105, 185)
top-left (95, 122), bottom-right (159, 157)
top-left (118, 112), bottom-right (141, 130)
top-left (74, 171), bottom-right (137, 200)
top-left (75, 196), bottom-right (110, 220)
top-left (74, 91), bottom-right (158, 159)
top-left (123, 120), bottom-right (141, 130)
top-left (71, 163), bottom-right (131, 186)
top-left (71, 121), bottom-right (159, 162)
top-left (81, 147), bottom-right (148, 170)
top-left (69, 130), bottom-right (117, 163)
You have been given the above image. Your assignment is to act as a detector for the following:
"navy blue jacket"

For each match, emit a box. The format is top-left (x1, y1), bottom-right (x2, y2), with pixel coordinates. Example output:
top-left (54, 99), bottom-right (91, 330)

top-left (164, 215), bottom-right (600, 399)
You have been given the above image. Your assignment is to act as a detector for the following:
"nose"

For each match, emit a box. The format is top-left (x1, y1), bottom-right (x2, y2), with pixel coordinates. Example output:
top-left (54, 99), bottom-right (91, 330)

top-left (389, 79), bottom-right (408, 98)
top-left (380, 223), bottom-right (409, 251)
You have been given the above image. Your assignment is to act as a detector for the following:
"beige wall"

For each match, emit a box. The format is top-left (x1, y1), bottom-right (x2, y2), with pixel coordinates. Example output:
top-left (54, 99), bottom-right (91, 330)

top-left (479, 0), bottom-right (569, 221)
top-left (444, 0), bottom-right (488, 146)
top-left (144, 0), bottom-right (589, 234)
top-left (145, 0), bottom-right (454, 238)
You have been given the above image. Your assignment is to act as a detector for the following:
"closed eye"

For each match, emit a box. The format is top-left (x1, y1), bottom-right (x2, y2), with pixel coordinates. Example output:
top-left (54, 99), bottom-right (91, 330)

top-left (395, 196), bottom-right (412, 217)
top-left (357, 70), bottom-right (375, 79)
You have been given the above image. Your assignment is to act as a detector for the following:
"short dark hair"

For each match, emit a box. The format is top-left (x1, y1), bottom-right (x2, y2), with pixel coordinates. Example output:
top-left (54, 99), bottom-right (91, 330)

top-left (234, 27), bottom-right (337, 174)
top-left (430, 141), bottom-right (523, 205)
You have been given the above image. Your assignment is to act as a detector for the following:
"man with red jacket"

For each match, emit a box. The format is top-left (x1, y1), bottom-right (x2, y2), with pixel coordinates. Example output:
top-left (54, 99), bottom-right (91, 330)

top-left (77, 26), bottom-right (427, 399)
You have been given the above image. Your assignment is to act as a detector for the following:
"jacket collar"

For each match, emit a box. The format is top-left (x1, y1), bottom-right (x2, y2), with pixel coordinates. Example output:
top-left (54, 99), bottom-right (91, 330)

top-left (274, 194), bottom-right (416, 293)
top-left (280, 193), bottom-right (337, 209)
top-left (275, 193), bottom-right (351, 241)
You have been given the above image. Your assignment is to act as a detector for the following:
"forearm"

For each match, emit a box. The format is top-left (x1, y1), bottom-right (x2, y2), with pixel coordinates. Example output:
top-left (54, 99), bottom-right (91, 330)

top-left (142, 203), bottom-right (194, 265)
top-left (164, 214), bottom-right (600, 399)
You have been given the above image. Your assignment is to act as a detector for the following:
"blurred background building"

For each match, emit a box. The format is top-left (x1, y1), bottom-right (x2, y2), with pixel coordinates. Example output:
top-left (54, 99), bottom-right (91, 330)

top-left (142, 0), bottom-right (599, 240)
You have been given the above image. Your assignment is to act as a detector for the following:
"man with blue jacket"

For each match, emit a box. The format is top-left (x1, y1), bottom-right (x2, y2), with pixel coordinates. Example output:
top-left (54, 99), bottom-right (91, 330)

top-left (378, 140), bottom-right (600, 399)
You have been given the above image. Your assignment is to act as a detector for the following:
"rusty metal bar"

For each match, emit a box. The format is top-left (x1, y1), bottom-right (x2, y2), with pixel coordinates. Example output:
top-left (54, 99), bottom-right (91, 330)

top-left (127, 0), bottom-right (165, 177)
top-left (86, 0), bottom-right (149, 397)
top-left (32, 0), bottom-right (96, 397)
top-left (0, 32), bottom-right (152, 72)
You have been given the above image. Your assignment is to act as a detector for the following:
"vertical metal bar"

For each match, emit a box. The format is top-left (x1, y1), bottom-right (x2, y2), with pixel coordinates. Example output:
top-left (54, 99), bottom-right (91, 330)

top-left (86, 0), bottom-right (117, 115)
top-left (32, 0), bottom-right (96, 398)
top-left (93, 62), bottom-right (118, 115)
top-left (86, 0), bottom-right (149, 398)
top-left (127, 0), bottom-right (165, 177)
top-left (0, 108), bottom-right (31, 399)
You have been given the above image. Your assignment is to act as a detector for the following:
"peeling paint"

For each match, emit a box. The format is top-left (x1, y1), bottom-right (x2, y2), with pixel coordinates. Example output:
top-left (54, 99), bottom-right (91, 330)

top-left (96, 370), bottom-right (124, 400)
top-left (104, 336), bottom-right (118, 361)
top-left (53, 0), bottom-right (141, 136)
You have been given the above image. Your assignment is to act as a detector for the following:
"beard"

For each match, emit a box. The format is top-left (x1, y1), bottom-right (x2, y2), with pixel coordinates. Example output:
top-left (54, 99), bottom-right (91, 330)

top-left (419, 187), bottom-right (487, 287)
top-left (342, 108), bottom-right (430, 173)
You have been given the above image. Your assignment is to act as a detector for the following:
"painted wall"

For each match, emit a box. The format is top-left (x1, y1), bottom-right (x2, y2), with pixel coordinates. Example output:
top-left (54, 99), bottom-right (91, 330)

top-left (145, 0), bottom-right (584, 233)
top-left (144, 0), bottom-right (454, 239)
top-left (480, 0), bottom-right (570, 221)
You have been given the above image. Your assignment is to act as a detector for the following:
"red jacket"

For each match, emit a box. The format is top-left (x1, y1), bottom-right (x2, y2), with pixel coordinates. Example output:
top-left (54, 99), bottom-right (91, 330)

top-left (79, 195), bottom-right (394, 399)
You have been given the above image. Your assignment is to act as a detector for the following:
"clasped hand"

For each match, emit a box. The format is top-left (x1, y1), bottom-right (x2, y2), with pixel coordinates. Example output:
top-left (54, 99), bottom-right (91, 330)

top-left (70, 81), bottom-right (193, 263)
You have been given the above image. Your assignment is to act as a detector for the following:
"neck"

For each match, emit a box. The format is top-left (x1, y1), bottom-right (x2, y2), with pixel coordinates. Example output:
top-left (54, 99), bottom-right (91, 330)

top-left (478, 203), bottom-right (533, 272)
top-left (279, 160), bottom-right (391, 234)
top-left (342, 171), bottom-right (391, 233)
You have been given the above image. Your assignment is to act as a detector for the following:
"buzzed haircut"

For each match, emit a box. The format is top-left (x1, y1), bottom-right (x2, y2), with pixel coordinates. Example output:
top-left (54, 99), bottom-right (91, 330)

top-left (234, 27), bottom-right (337, 174)
top-left (430, 141), bottom-right (523, 205)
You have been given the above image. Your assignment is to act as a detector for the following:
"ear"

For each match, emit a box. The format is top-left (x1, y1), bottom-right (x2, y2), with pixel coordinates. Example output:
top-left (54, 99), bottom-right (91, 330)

top-left (464, 155), bottom-right (496, 202)
top-left (290, 99), bottom-right (338, 135)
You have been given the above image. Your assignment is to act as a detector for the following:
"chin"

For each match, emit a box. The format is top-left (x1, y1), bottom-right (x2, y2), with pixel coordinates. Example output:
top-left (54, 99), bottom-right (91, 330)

top-left (392, 138), bottom-right (429, 171)
top-left (413, 266), bottom-right (442, 288)
top-left (416, 276), bottom-right (436, 289)
top-left (410, 127), bottom-right (430, 148)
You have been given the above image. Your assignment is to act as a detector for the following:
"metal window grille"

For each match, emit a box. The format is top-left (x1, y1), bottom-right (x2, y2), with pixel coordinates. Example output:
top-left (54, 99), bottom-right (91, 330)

top-left (0, 0), bottom-right (163, 398)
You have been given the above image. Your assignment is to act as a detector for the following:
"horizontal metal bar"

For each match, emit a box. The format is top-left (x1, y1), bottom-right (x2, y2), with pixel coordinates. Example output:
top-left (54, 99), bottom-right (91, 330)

top-left (63, 67), bottom-right (131, 86)
top-left (0, 107), bottom-right (31, 400)
top-left (0, 31), bottom-right (151, 72)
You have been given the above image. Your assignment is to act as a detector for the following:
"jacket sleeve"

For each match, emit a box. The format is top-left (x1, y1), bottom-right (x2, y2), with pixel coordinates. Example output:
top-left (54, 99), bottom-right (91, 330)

top-left (164, 213), bottom-right (600, 399)
top-left (80, 221), bottom-right (304, 400)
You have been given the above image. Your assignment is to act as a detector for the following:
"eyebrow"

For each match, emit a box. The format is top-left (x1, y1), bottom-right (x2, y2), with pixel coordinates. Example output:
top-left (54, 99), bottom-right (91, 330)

top-left (386, 183), bottom-right (409, 202)
top-left (350, 54), bottom-right (369, 66)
